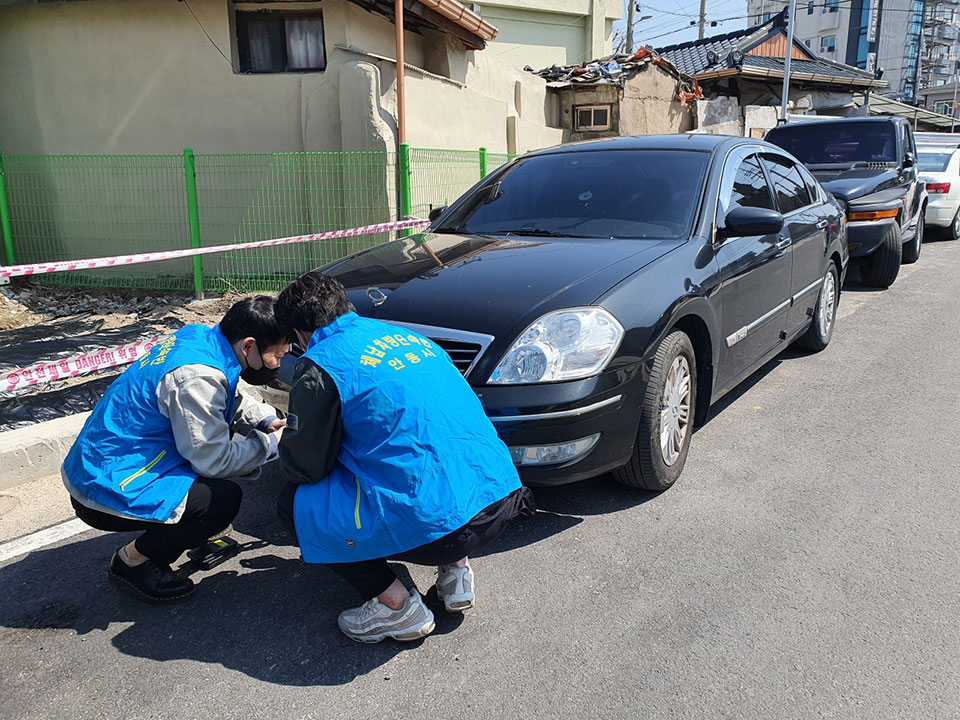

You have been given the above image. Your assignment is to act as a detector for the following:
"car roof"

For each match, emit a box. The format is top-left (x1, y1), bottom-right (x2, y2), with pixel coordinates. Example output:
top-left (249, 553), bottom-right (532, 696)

top-left (527, 134), bottom-right (753, 157)
top-left (771, 115), bottom-right (902, 129)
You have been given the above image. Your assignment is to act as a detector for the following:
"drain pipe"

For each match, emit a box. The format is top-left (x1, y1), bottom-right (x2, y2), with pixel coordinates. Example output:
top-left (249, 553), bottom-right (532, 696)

top-left (396, 0), bottom-right (406, 144)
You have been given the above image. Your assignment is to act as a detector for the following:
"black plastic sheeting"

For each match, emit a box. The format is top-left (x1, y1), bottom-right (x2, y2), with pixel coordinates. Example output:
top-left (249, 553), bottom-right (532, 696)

top-left (0, 375), bottom-right (119, 432)
top-left (0, 315), bottom-right (184, 432)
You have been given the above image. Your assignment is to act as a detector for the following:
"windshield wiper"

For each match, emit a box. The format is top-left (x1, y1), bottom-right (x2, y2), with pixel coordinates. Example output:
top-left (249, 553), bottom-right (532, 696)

top-left (493, 228), bottom-right (574, 238)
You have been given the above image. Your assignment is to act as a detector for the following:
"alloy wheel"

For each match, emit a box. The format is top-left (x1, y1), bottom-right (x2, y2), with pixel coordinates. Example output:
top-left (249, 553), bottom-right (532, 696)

top-left (818, 269), bottom-right (837, 338)
top-left (660, 355), bottom-right (691, 467)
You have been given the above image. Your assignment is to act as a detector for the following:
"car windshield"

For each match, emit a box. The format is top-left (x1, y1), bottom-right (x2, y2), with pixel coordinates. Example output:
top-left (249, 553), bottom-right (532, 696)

top-left (434, 149), bottom-right (710, 240)
top-left (917, 152), bottom-right (952, 172)
top-left (766, 122), bottom-right (898, 166)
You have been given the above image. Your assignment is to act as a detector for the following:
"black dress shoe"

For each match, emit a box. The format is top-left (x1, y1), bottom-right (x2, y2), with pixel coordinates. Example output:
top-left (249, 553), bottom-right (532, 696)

top-left (108, 552), bottom-right (195, 604)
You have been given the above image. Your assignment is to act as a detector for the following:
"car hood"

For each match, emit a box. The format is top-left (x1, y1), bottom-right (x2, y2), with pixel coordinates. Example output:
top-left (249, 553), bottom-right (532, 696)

top-left (811, 167), bottom-right (901, 202)
top-left (323, 232), bottom-right (682, 339)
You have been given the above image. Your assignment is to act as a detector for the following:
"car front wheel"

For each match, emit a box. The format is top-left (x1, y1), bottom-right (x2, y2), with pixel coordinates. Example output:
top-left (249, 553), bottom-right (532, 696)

top-left (614, 330), bottom-right (696, 492)
top-left (860, 222), bottom-right (902, 288)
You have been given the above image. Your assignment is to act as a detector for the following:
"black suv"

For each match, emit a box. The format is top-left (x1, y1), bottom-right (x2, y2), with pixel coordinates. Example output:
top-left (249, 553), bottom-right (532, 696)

top-left (766, 116), bottom-right (927, 288)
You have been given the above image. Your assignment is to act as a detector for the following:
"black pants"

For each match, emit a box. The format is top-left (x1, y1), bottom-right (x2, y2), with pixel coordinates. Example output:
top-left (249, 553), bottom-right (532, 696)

top-left (277, 483), bottom-right (535, 600)
top-left (72, 478), bottom-right (242, 565)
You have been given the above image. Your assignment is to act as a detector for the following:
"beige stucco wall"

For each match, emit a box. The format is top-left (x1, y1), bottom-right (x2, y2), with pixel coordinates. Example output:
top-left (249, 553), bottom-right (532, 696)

top-left (0, 0), bottom-right (348, 154)
top-left (0, 0), bottom-right (563, 156)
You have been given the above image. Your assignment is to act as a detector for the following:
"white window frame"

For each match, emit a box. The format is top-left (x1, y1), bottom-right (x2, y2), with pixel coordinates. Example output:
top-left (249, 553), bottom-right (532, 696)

top-left (820, 34), bottom-right (837, 53)
top-left (574, 105), bottom-right (612, 132)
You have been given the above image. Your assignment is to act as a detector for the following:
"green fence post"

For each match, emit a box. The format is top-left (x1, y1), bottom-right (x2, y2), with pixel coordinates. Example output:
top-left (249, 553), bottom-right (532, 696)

top-left (398, 142), bottom-right (413, 236)
top-left (0, 152), bottom-right (15, 266)
top-left (182, 147), bottom-right (204, 299)
top-left (479, 146), bottom-right (488, 179)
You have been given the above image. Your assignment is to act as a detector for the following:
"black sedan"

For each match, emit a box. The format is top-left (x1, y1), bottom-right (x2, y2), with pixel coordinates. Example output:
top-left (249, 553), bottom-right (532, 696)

top-left (279, 135), bottom-right (848, 492)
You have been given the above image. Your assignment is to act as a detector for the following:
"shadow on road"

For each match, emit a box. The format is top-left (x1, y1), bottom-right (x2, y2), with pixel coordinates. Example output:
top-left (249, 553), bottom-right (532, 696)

top-left (0, 467), bottom-right (600, 687)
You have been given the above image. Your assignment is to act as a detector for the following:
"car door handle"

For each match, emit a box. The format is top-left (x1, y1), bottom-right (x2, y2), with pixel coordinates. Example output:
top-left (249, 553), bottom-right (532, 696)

top-left (816, 220), bottom-right (828, 230)
top-left (775, 237), bottom-right (791, 254)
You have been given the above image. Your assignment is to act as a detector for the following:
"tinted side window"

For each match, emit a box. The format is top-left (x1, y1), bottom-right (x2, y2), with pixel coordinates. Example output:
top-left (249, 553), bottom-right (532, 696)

top-left (762, 155), bottom-right (811, 214)
top-left (795, 163), bottom-right (820, 204)
top-left (727, 155), bottom-right (775, 213)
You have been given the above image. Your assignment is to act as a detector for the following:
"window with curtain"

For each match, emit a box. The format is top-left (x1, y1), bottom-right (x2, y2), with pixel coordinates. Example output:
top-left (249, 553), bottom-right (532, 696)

top-left (236, 11), bottom-right (326, 73)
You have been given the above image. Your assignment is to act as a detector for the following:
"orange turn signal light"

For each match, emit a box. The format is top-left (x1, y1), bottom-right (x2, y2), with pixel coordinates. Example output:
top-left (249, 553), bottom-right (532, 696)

top-left (847, 208), bottom-right (899, 221)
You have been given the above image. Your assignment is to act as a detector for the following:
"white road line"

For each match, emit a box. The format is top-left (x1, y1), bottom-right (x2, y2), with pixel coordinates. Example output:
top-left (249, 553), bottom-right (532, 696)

top-left (0, 518), bottom-right (91, 564)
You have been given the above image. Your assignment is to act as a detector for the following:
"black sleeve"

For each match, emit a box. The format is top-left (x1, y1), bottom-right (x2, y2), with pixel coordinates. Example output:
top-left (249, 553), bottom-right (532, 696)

top-left (278, 358), bottom-right (342, 485)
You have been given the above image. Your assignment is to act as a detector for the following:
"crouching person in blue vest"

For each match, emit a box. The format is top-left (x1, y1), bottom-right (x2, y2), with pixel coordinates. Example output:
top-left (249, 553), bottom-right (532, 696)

top-left (274, 272), bottom-right (535, 644)
top-left (62, 296), bottom-right (290, 604)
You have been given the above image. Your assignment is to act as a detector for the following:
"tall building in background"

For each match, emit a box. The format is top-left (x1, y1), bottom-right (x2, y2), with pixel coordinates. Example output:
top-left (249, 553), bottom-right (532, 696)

top-left (919, 0), bottom-right (960, 90)
top-left (745, 0), bottom-right (960, 101)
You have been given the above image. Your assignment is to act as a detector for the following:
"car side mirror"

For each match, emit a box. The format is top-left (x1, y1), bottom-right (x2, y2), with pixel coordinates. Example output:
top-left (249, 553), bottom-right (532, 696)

top-left (721, 206), bottom-right (785, 238)
top-left (428, 205), bottom-right (448, 223)
top-left (903, 152), bottom-right (915, 169)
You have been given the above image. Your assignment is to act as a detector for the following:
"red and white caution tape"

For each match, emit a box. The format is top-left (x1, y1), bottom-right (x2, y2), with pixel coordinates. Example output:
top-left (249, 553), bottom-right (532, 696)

top-left (3, 336), bottom-right (162, 394)
top-left (0, 217), bottom-right (430, 279)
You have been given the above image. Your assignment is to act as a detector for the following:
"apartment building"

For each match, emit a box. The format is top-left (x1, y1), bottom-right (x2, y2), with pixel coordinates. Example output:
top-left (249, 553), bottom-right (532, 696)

top-left (746, 0), bottom-right (959, 101)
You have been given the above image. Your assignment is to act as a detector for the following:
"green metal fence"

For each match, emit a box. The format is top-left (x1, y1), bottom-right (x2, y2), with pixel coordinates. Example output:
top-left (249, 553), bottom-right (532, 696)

top-left (0, 146), bottom-right (517, 294)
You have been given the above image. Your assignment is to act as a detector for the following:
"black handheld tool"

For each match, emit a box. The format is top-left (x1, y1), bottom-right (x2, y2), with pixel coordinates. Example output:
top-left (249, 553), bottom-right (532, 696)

top-left (187, 536), bottom-right (240, 570)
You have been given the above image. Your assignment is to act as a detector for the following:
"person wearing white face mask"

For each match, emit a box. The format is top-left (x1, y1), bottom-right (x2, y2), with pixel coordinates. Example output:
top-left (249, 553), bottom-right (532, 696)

top-left (62, 296), bottom-right (291, 604)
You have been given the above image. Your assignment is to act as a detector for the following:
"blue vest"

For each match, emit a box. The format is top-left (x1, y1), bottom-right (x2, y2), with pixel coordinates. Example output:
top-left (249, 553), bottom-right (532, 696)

top-left (63, 324), bottom-right (241, 522)
top-left (293, 312), bottom-right (520, 563)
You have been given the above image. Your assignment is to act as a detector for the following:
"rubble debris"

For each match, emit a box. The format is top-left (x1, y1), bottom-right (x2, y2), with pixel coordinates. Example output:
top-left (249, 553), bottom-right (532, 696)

top-left (528, 46), bottom-right (703, 105)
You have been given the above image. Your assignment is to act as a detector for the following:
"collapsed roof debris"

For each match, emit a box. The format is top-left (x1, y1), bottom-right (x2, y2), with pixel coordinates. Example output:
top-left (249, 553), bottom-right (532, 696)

top-left (526, 47), bottom-right (703, 105)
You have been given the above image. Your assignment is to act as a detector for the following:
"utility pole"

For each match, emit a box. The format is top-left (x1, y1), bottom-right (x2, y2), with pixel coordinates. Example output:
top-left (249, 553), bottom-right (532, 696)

top-left (780, 0), bottom-right (798, 122)
top-left (626, 0), bottom-right (635, 55)
top-left (698, 0), bottom-right (707, 39)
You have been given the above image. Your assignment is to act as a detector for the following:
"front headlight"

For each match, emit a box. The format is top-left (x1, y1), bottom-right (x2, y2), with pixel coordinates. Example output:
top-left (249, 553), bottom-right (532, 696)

top-left (488, 307), bottom-right (624, 384)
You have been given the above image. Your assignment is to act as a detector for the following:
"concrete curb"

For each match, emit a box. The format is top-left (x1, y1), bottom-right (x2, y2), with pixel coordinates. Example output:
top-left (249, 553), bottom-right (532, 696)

top-left (0, 412), bottom-right (90, 491)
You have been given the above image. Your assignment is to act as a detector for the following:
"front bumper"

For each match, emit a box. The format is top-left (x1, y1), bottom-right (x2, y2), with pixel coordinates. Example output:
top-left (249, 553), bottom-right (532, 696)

top-left (846, 218), bottom-right (897, 257)
top-left (477, 362), bottom-right (647, 486)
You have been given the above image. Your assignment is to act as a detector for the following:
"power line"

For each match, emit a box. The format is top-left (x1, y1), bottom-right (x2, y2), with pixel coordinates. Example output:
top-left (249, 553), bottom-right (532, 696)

top-left (181, 0), bottom-right (232, 66)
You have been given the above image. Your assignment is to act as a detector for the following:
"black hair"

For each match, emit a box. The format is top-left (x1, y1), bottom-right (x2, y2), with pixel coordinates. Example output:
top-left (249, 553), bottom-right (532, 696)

top-left (275, 271), bottom-right (353, 336)
top-left (219, 295), bottom-right (288, 349)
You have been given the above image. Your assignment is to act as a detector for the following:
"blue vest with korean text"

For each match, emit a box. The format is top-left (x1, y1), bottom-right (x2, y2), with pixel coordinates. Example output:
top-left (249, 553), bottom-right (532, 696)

top-left (62, 324), bottom-right (241, 522)
top-left (293, 312), bottom-right (520, 563)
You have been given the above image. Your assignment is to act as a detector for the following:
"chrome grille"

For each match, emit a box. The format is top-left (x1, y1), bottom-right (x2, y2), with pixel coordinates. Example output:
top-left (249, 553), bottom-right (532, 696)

top-left (384, 320), bottom-right (494, 379)
top-left (433, 338), bottom-right (483, 376)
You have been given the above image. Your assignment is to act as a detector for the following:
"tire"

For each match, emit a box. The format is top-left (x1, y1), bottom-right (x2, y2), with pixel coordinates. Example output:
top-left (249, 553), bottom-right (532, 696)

top-left (860, 222), bottom-right (902, 288)
top-left (794, 261), bottom-right (839, 353)
top-left (902, 214), bottom-right (923, 264)
top-left (614, 330), bottom-right (696, 492)
top-left (947, 209), bottom-right (960, 241)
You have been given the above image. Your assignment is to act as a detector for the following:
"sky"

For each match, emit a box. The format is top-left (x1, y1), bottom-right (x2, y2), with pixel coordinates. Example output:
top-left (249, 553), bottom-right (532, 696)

top-left (611, 0), bottom-right (750, 51)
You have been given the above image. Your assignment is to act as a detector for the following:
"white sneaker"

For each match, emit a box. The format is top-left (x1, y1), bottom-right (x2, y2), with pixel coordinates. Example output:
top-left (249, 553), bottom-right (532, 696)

top-left (337, 589), bottom-right (435, 644)
top-left (437, 564), bottom-right (475, 612)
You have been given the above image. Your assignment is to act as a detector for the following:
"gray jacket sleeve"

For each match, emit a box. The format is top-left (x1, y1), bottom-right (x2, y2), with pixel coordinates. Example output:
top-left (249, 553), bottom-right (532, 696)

top-left (233, 389), bottom-right (280, 435)
top-left (157, 364), bottom-right (279, 479)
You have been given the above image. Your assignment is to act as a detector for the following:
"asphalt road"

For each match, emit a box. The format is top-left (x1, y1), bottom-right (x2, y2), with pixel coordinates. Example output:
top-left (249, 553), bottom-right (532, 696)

top-left (2, 240), bottom-right (959, 720)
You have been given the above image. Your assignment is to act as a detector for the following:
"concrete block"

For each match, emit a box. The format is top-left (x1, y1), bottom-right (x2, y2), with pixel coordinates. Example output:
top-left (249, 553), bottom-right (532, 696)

top-left (697, 97), bottom-right (740, 129)
top-left (0, 412), bottom-right (90, 491)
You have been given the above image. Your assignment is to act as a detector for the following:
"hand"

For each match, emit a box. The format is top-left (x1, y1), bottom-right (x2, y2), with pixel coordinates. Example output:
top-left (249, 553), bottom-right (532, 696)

top-left (271, 426), bottom-right (285, 444)
top-left (267, 418), bottom-right (287, 432)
